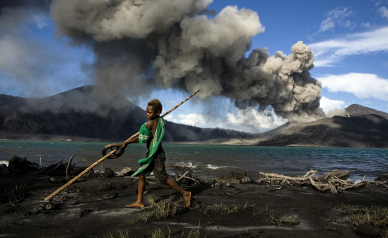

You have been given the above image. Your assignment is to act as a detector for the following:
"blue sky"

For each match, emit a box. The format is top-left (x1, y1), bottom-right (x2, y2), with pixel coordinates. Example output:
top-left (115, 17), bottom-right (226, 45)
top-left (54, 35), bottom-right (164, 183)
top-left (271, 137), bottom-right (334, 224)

top-left (1, 0), bottom-right (388, 133)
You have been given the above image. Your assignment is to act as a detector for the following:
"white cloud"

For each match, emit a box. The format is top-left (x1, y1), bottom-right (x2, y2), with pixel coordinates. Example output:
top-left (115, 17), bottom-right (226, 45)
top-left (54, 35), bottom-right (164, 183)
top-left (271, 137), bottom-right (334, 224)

top-left (374, 0), bottom-right (384, 7)
top-left (319, 6), bottom-right (354, 32)
top-left (177, 113), bottom-right (212, 128)
top-left (318, 73), bottom-right (388, 101)
top-left (223, 108), bottom-right (288, 133)
top-left (164, 100), bottom-right (179, 106)
top-left (31, 13), bottom-right (50, 29)
top-left (163, 113), bottom-right (177, 123)
top-left (168, 108), bottom-right (288, 133)
top-left (361, 22), bottom-right (372, 28)
top-left (319, 96), bottom-right (345, 114)
top-left (379, 6), bottom-right (388, 19)
top-left (310, 27), bottom-right (388, 67)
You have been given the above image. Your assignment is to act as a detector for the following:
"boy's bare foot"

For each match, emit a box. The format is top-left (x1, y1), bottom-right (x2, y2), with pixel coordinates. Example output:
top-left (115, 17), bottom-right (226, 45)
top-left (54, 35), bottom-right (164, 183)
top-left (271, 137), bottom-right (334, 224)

top-left (125, 202), bottom-right (144, 208)
top-left (183, 191), bottom-right (191, 208)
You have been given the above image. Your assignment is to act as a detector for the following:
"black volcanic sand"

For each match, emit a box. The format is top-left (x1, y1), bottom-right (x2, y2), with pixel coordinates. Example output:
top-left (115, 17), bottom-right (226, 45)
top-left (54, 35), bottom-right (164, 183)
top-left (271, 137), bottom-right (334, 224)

top-left (1, 170), bottom-right (388, 238)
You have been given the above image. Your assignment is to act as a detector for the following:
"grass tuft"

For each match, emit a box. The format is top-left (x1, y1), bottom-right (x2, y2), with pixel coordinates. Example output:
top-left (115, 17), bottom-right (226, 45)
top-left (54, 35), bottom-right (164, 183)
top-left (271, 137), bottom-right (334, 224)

top-left (149, 226), bottom-right (171, 238)
top-left (213, 202), bottom-right (247, 215)
top-left (268, 213), bottom-right (300, 226)
top-left (137, 195), bottom-right (187, 223)
top-left (337, 204), bottom-right (388, 227)
top-left (105, 229), bottom-right (129, 238)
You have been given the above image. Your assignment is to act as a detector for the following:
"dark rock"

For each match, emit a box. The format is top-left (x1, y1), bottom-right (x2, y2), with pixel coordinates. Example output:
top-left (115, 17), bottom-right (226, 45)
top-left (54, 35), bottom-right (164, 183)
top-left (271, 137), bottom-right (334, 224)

top-left (118, 183), bottom-right (127, 189)
top-left (77, 208), bottom-right (93, 218)
top-left (329, 169), bottom-right (350, 180)
top-left (355, 224), bottom-right (380, 237)
top-left (97, 183), bottom-right (114, 191)
top-left (316, 173), bottom-right (330, 180)
top-left (219, 171), bottom-right (247, 181)
top-left (103, 192), bottom-right (118, 199)
top-left (375, 172), bottom-right (388, 181)
top-left (71, 167), bottom-right (86, 176)
top-left (83, 168), bottom-right (95, 178)
top-left (214, 183), bottom-right (222, 189)
top-left (0, 164), bottom-right (7, 169)
top-left (8, 155), bottom-right (39, 173)
top-left (103, 168), bottom-right (115, 178)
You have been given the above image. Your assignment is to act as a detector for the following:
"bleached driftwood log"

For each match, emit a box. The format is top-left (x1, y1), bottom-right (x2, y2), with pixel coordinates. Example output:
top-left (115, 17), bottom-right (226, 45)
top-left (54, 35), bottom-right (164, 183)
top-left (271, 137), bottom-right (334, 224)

top-left (257, 169), bottom-right (387, 194)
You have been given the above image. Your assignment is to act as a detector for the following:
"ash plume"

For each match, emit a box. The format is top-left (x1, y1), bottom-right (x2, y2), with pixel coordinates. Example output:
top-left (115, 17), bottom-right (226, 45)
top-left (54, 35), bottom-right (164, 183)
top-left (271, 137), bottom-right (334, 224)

top-left (47, 0), bottom-right (324, 121)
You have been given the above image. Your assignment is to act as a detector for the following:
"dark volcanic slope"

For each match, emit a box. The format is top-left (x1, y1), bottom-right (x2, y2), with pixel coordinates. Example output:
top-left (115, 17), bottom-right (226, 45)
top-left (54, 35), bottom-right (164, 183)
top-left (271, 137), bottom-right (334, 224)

top-left (0, 86), bottom-right (252, 142)
top-left (257, 112), bottom-right (388, 148)
top-left (346, 104), bottom-right (388, 120)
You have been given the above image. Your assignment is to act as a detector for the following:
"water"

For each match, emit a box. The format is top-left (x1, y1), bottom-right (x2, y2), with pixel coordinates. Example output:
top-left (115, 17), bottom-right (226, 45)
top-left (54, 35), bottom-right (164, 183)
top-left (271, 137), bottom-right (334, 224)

top-left (1, 140), bottom-right (387, 181)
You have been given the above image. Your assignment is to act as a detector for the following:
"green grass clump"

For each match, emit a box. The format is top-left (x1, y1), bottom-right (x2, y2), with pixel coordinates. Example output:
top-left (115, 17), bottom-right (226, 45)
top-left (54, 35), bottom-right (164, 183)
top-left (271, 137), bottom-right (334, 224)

top-left (268, 213), bottom-right (300, 226)
top-left (105, 229), bottom-right (129, 238)
top-left (213, 202), bottom-right (247, 215)
top-left (149, 226), bottom-right (171, 238)
top-left (338, 205), bottom-right (388, 227)
top-left (137, 196), bottom-right (187, 223)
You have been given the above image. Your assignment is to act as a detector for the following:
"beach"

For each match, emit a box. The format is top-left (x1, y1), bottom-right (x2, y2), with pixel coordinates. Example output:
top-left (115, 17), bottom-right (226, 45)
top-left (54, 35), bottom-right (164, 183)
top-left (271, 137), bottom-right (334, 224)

top-left (1, 161), bottom-right (388, 238)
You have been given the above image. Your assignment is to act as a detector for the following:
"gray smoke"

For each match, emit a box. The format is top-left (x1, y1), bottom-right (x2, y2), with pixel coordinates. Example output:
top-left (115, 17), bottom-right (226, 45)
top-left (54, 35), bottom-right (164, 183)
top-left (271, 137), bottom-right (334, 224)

top-left (48, 0), bottom-right (324, 120)
top-left (0, 0), bottom-right (91, 98)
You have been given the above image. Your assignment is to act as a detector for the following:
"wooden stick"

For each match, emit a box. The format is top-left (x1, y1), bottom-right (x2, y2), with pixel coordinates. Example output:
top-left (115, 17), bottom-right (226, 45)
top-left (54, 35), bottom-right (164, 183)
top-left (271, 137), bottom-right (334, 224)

top-left (44, 90), bottom-right (200, 202)
top-left (44, 149), bottom-right (117, 202)
top-left (176, 171), bottom-right (190, 181)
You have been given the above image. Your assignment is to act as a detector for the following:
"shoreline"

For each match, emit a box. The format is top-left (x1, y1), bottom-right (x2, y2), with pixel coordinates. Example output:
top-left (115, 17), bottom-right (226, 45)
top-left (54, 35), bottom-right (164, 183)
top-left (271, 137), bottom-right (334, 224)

top-left (2, 133), bottom-right (388, 148)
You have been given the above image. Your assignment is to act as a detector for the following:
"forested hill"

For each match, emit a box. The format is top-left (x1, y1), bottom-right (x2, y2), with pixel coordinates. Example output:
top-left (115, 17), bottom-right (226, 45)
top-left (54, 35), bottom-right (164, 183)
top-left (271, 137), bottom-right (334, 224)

top-left (0, 85), bottom-right (252, 142)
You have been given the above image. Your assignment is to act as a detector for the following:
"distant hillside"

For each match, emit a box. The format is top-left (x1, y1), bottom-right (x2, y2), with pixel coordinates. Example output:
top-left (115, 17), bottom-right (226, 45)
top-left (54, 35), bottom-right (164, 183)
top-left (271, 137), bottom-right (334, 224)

top-left (256, 104), bottom-right (388, 148)
top-left (346, 104), bottom-right (388, 120)
top-left (0, 85), bottom-right (252, 142)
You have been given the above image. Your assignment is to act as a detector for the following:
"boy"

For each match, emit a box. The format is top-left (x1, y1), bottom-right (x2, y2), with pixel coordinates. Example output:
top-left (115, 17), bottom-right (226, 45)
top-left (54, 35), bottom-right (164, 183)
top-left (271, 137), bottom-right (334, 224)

top-left (120, 99), bottom-right (191, 208)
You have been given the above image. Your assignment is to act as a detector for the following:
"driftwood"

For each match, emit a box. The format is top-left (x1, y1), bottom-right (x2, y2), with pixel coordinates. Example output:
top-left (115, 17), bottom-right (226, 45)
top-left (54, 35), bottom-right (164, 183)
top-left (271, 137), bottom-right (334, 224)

top-left (257, 169), bottom-right (388, 194)
top-left (66, 154), bottom-right (76, 179)
top-left (176, 171), bottom-right (190, 181)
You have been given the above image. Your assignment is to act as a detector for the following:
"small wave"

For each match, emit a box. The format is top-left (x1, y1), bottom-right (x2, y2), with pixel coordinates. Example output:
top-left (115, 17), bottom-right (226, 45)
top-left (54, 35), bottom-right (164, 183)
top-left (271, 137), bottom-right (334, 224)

top-left (0, 160), bottom-right (9, 166)
top-left (206, 164), bottom-right (230, 170)
top-left (173, 162), bottom-right (197, 169)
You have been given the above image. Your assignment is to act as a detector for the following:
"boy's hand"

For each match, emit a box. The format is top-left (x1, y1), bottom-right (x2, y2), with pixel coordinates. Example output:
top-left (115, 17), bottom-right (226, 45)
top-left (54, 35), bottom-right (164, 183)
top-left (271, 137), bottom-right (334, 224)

top-left (120, 142), bottom-right (128, 150)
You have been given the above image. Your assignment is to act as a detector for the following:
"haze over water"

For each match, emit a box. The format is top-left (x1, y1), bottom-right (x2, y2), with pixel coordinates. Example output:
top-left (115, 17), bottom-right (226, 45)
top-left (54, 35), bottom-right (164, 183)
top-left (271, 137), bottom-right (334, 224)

top-left (1, 140), bottom-right (387, 182)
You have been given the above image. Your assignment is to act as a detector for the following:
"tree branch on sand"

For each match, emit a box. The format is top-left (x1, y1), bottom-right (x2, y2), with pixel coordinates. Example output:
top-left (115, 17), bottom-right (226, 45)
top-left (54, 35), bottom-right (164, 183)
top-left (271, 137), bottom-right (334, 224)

top-left (257, 169), bottom-right (388, 194)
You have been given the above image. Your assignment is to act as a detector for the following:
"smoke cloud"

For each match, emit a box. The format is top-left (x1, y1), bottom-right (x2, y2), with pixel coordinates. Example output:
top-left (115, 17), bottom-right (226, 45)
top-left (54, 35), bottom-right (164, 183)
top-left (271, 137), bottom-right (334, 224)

top-left (1, 0), bottom-right (325, 124)
top-left (49, 0), bottom-right (324, 121)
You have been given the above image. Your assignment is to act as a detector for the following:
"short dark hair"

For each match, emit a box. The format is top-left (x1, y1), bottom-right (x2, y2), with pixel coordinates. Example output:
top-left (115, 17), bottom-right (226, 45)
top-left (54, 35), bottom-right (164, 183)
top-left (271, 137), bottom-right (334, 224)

top-left (148, 99), bottom-right (163, 113)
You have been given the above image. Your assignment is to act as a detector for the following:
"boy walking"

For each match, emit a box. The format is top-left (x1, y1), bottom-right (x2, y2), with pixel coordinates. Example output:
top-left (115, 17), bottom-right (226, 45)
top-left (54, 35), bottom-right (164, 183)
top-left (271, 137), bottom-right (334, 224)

top-left (120, 99), bottom-right (191, 208)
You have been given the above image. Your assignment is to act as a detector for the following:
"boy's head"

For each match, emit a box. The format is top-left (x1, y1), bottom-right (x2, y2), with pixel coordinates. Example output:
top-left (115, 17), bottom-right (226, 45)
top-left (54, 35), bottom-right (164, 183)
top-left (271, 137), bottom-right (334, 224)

top-left (146, 99), bottom-right (162, 119)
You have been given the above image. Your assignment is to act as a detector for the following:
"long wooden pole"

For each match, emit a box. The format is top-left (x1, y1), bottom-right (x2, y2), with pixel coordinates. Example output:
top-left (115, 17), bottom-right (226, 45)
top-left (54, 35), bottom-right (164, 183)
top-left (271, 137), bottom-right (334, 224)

top-left (44, 89), bottom-right (200, 202)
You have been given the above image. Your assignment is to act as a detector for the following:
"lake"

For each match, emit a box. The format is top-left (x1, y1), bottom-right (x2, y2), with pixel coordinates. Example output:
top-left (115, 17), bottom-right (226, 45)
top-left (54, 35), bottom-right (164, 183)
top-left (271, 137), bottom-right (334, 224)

top-left (1, 140), bottom-right (387, 181)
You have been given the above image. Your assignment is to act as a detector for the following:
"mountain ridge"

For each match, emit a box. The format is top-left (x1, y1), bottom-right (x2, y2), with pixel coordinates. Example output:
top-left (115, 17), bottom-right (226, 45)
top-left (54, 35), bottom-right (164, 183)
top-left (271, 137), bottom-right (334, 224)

top-left (0, 85), bottom-right (252, 142)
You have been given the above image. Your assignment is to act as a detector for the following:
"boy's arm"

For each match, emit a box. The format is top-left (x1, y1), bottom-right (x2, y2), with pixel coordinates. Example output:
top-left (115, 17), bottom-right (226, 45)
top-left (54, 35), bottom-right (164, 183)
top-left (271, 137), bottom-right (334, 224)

top-left (120, 136), bottom-right (139, 149)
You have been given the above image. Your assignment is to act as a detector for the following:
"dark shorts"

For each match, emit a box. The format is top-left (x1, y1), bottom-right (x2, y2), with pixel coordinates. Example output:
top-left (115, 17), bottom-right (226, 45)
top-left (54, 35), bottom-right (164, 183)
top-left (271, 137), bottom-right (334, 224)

top-left (138, 151), bottom-right (169, 184)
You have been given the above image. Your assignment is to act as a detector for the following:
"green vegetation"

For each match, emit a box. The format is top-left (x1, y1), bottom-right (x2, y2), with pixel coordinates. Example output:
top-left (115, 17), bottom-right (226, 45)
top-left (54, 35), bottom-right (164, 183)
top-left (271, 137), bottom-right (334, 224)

top-left (268, 213), bottom-right (300, 226)
top-left (149, 227), bottom-right (171, 238)
top-left (137, 195), bottom-right (189, 223)
top-left (213, 202), bottom-right (247, 215)
top-left (105, 229), bottom-right (129, 238)
top-left (334, 204), bottom-right (388, 237)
